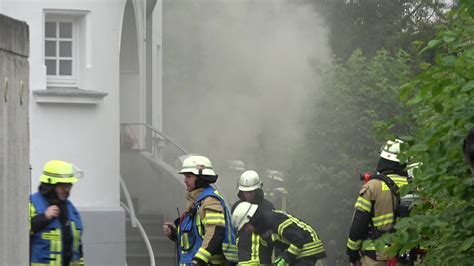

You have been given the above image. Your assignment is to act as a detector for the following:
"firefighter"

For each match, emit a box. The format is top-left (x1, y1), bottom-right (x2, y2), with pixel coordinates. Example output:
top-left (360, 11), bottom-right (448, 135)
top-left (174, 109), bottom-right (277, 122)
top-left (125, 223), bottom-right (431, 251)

top-left (346, 139), bottom-right (410, 265)
top-left (231, 170), bottom-right (274, 265)
top-left (29, 160), bottom-right (84, 266)
top-left (232, 202), bottom-right (326, 266)
top-left (464, 127), bottom-right (474, 175)
top-left (162, 155), bottom-right (238, 265)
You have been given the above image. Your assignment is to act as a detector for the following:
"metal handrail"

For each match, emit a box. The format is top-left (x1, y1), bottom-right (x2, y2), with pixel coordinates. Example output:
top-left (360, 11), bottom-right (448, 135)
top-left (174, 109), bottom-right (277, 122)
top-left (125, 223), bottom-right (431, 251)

top-left (120, 122), bottom-right (237, 203)
top-left (120, 177), bottom-right (137, 227)
top-left (120, 122), bottom-right (189, 170)
top-left (121, 122), bottom-right (188, 154)
top-left (120, 176), bottom-right (155, 266)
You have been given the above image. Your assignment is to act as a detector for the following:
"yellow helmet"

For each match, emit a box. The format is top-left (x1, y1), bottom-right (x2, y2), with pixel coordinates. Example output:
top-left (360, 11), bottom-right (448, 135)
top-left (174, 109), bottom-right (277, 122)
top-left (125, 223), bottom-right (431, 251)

top-left (40, 160), bottom-right (82, 184)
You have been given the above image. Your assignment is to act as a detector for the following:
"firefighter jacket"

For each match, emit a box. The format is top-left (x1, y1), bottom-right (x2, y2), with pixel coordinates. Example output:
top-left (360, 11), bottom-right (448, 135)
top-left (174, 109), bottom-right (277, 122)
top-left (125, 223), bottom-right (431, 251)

top-left (257, 210), bottom-right (326, 264)
top-left (177, 186), bottom-right (238, 265)
top-left (232, 194), bottom-right (274, 265)
top-left (346, 173), bottom-right (409, 262)
top-left (29, 192), bottom-right (84, 266)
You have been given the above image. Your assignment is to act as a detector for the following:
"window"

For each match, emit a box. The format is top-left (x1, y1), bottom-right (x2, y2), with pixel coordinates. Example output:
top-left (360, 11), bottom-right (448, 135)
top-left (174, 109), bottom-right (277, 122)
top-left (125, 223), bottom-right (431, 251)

top-left (36, 10), bottom-right (108, 104)
top-left (45, 16), bottom-right (76, 84)
top-left (44, 10), bottom-right (89, 87)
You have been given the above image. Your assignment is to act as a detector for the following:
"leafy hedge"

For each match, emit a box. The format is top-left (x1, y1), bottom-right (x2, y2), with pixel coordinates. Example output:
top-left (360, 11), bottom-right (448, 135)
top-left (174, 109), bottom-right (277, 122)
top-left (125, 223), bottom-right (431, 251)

top-left (287, 48), bottom-right (412, 262)
top-left (377, 1), bottom-right (474, 264)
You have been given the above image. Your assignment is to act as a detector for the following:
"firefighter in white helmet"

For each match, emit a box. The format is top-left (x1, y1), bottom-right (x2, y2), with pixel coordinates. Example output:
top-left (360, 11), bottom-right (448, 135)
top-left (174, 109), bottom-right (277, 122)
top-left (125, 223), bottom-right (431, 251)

top-left (347, 139), bottom-right (412, 265)
top-left (232, 202), bottom-right (326, 266)
top-left (29, 160), bottom-right (84, 266)
top-left (231, 170), bottom-right (274, 265)
top-left (162, 155), bottom-right (238, 265)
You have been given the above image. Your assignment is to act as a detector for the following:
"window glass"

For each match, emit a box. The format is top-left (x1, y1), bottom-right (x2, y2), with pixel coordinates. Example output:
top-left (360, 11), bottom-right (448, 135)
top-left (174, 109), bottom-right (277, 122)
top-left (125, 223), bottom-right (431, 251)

top-left (45, 60), bottom-right (57, 75)
top-left (59, 41), bottom-right (72, 57)
top-left (45, 41), bottom-right (56, 57)
top-left (59, 60), bottom-right (72, 76)
top-left (45, 22), bottom-right (56, 38)
top-left (59, 22), bottom-right (73, 38)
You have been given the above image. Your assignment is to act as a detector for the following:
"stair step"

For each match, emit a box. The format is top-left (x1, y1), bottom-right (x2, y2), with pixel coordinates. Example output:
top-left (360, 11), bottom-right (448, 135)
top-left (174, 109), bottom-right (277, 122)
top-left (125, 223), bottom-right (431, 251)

top-left (126, 235), bottom-right (176, 254)
top-left (125, 214), bottom-right (164, 223)
top-left (125, 216), bottom-right (164, 237)
top-left (126, 253), bottom-right (176, 266)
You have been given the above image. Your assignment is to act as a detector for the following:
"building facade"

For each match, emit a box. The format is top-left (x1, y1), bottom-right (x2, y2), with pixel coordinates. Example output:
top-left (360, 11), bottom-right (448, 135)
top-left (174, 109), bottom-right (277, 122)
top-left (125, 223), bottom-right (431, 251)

top-left (1, 0), bottom-right (163, 264)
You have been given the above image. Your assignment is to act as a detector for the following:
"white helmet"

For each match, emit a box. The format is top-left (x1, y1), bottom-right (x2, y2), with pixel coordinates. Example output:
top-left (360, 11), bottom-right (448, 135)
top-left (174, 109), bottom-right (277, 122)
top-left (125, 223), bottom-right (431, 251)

top-left (232, 201), bottom-right (259, 231)
top-left (407, 162), bottom-right (421, 179)
top-left (380, 139), bottom-right (404, 162)
top-left (179, 155), bottom-right (217, 177)
top-left (239, 170), bottom-right (262, 191)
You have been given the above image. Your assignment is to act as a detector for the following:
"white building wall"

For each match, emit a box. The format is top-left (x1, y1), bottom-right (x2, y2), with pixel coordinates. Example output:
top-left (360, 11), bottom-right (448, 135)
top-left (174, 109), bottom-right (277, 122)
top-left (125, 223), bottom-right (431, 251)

top-left (152, 0), bottom-right (163, 130)
top-left (2, 0), bottom-right (131, 264)
top-left (119, 0), bottom-right (141, 126)
top-left (2, 0), bottom-right (125, 207)
top-left (3, 0), bottom-right (163, 263)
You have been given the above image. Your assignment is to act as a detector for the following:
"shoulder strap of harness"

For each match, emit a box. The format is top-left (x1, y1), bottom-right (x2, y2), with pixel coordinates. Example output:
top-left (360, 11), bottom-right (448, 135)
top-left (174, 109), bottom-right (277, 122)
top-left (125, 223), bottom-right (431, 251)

top-left (373, 174), bottom-right (400, 227)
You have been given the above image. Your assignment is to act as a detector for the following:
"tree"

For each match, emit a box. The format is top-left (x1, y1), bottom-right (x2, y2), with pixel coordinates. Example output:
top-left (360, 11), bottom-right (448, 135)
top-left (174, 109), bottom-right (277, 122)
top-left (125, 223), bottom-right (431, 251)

top-left (311, 0), bottom-right (447, 59)
top-left (287, 48), bottom-right (412, 262)
top-left (377, 1), bottom-right (474, 263)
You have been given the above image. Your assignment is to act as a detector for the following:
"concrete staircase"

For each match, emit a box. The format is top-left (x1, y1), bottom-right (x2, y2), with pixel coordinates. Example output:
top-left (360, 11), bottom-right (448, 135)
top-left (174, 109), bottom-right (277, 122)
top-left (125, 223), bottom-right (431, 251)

top-left (120, 124), bottom-right (189, 265)
top-left (125, 213), bottom-right (177, 266)
top-left (121, 150), bottom-right (185, 266)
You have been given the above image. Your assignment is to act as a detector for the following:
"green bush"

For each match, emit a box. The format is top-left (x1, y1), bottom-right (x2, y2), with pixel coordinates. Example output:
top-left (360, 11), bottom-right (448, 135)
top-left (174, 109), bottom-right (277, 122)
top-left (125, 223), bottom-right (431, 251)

top-left (377, 1), bottom-right (474, 264)
top-left (287, 48), bottom-right (412, 262)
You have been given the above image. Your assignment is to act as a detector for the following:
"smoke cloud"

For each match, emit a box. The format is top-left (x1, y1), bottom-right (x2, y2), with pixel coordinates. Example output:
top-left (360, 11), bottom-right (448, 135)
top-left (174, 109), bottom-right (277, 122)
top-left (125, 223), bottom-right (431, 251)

top-left (163, 0), bottom-right (331, 191)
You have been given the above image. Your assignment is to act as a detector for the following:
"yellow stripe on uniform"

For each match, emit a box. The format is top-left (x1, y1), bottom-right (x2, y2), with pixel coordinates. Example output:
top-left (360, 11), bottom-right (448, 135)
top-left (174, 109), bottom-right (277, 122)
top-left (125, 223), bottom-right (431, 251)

top-left (296, 245), bottom-right (325, 259)
top-left (287, 244), bottom-right (301, 255)
top-left (195, 247), bottom-right (212, 263)
top-left (238, 261), bottom-right (260, 265)
top-left (354, 196), bottom-right (372, 212)
top-left (181, 233), bottom-right (190, 249)
top-left (251, 233), bottom-right (259, 261)
top-left (271, 233), bottom-right (280, 242)
top-left (277, 219), bottom-right (293, 236)
top-left (372, 213), bottom-right (394, 227)
top-left (29, 203), bottom-right (37, 234)
top-left (203, 212), bottom-right (225, 226)
top-left (347, 238), bottom-right (362, 250)
top-left (71, 222), bottom-right (80, 252)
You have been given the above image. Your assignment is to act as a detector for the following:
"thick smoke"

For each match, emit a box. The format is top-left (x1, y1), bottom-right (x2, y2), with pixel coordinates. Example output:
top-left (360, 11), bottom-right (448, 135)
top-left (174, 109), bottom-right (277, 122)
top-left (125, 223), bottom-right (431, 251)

top-left (163, 0), bottom-right (331, 193)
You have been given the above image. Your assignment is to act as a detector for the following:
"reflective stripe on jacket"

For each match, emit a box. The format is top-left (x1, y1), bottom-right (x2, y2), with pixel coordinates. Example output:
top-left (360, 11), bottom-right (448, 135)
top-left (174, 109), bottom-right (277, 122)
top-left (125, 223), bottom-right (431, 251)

top-left (177, 187), bottom-right (238, 264)
top-left (237, 231), bottom-right (272, 265)
top-left (270, 210), bottom-right (326, 261)
top-left (347, 174), bottom-right (409, 261)
top-left (30, 192), bottom-right (83, 266)
top-left (233, 198), bottom-right (273, 265)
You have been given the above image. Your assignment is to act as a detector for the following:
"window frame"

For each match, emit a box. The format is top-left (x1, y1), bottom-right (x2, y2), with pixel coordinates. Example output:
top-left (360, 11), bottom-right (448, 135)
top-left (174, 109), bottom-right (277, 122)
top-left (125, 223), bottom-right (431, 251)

top-left (44, 13), bottom-right (79, 86)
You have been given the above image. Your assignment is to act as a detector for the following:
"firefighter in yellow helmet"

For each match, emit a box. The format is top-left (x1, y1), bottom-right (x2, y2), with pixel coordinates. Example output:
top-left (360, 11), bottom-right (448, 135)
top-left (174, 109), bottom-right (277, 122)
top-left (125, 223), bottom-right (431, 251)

top-left (232, 202), bottom-right (326, 266)
top-left (162, 155), bottom-right (238, 265)
top-left (29, 160), bottom-right (84, 266)
top-left (346, 139), bottom-right (411, 265)
top-left (231, 170), bottom-right (274, 265)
